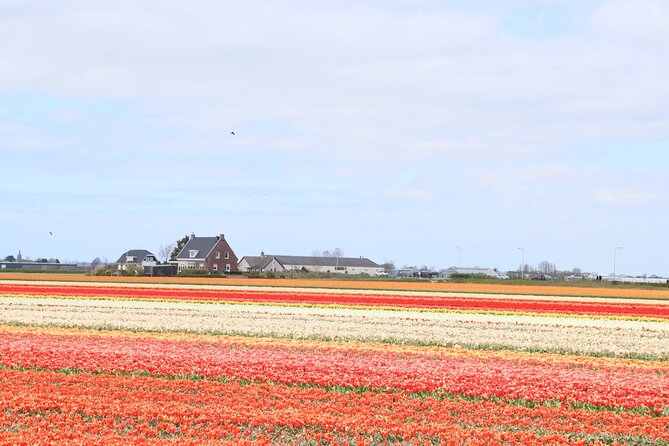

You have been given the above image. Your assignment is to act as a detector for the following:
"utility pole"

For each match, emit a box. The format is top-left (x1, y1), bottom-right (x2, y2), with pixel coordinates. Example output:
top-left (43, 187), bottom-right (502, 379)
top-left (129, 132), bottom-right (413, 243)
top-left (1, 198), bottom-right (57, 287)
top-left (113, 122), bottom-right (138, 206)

top-left (613, 246), bottom-right (623, 280)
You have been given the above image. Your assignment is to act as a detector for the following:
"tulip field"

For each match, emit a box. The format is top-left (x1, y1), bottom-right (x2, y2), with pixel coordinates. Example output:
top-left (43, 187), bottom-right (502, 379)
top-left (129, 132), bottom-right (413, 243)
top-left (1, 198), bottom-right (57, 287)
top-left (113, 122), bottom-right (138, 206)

top-left (1, 275), bottom-right (668, 445)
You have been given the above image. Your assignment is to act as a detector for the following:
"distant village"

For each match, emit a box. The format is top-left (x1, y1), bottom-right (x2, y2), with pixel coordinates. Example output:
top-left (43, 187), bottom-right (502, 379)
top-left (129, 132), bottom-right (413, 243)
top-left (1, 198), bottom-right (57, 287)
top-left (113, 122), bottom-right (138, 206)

top-left (2, 231), bottom-right (668, 284)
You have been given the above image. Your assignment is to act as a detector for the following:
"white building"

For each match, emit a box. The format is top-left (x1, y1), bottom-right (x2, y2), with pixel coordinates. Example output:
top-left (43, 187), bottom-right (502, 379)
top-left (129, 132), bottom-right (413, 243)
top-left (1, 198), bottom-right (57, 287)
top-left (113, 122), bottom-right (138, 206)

top-left (439, 267), bottom-right (508, 279)
top-left (116, 249), bottom-right (157, 271)
top-left (238, 254), bottom-right (384, 276)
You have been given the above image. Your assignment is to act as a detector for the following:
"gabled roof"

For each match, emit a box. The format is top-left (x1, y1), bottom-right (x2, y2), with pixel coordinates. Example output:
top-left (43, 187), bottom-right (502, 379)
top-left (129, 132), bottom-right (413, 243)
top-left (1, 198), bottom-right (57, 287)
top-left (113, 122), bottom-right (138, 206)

top-left (116, 249), bottom-right (155, 264)
top-left (240, 256), bottom-right (275, 270)
top-left (257, 255), bottom-right (380, 268)
top-left (176, 236), bottom-right (220, 260)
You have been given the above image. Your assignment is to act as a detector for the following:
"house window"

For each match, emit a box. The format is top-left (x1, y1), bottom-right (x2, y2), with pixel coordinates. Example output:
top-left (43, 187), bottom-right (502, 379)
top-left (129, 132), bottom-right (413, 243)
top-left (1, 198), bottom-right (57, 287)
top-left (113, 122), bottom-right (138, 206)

top-left (224, 251), bottom-right (229, 259)
top-left (225, 264), bottom-right (231, 272)
top-left (178, 262), bottom-right (196, 272)
top-left (189, 250), bottom-right (198, 258)
top-left (215, 251), bottom-right (220, 259)
top-left (213, 264), bottom-right (218, 271)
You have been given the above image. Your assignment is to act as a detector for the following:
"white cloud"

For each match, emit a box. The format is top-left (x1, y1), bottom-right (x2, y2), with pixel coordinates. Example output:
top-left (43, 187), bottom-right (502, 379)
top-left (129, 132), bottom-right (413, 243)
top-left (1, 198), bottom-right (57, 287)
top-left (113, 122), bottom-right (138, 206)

top-left (593, 187), bottom-right (662, 206)
top-left (1, 1), bottom-right (668, 273)
top-left (592, 0), bottom-right (669, 43)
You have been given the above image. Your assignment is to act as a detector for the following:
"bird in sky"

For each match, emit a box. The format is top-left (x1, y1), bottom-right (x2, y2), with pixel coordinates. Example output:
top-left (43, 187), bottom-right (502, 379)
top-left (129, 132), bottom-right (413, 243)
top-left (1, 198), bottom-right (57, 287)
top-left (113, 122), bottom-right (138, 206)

top-left (230, 131), bottom-right (235, 135)
top-left (49, 232), bottom-right (53, 236)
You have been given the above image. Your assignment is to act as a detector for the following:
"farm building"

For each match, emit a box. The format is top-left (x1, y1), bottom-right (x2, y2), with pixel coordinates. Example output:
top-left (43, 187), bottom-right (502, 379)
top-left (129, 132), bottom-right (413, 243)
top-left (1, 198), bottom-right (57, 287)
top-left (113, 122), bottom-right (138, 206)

top-left (238, 254), bottom-right (383, 276)
top-left (0, 261), bottom-right (78, 271)
top-left (439, 267), bottom-right (508, 279)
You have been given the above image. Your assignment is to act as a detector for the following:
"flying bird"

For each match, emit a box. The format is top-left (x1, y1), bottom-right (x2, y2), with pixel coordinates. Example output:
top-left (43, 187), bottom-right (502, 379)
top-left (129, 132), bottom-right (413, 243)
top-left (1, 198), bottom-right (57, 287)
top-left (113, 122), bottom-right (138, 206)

top-left (230, 131), bottom-right (235, 135)
top-left (49, 232), bottom-right (53, 236)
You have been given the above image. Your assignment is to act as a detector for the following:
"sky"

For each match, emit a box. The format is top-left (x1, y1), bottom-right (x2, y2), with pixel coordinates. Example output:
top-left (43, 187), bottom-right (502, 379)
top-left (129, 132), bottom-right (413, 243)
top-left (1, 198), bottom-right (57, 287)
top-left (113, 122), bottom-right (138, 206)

top-left (1, 0), bottom-right (668, 276)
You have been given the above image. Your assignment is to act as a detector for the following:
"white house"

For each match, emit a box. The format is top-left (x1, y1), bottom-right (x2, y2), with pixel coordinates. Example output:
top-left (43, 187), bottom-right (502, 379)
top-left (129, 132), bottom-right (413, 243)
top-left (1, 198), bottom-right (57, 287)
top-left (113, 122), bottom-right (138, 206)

top-left (116, 249), bottom-right (157, 271)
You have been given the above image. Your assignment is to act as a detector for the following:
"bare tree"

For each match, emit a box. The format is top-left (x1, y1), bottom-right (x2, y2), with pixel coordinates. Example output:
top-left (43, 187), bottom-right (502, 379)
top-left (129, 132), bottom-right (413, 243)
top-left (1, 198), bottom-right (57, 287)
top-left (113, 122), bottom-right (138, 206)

top-left (158, 243), bottom-right (175, 264)
top-left (382, 259), bottom-right (395, 272)
top-left (318, 249), bottom-right (344, 258)
top-left (538, 260), bottom-right (556, 275)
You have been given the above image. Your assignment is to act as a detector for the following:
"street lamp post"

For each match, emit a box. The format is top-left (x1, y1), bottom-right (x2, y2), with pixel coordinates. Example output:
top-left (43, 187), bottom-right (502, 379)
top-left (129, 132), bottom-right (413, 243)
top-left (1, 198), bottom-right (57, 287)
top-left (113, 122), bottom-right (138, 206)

top-left (613, 246), bottom-right (623, 280)
top-left (456, 247), bottom-right (462, 267)
top-left (518, 247), bottom-right (525, 279)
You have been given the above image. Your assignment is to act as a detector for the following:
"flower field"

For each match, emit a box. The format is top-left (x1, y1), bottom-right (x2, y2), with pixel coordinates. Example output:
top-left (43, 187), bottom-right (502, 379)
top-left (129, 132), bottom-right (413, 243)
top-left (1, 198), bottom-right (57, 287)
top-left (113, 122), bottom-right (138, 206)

top-left (1, 276), bottom-right (668, 445)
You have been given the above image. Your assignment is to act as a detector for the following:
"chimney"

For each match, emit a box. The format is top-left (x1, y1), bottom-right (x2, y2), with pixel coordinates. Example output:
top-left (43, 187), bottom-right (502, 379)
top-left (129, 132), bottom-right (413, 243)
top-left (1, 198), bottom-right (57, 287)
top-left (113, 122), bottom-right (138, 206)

top-left (190, 232), bottom-right (195, 240)
top-left (220, 233), bottom-right (225, 239)
top-left (261, 251), bottom-right (265, 256)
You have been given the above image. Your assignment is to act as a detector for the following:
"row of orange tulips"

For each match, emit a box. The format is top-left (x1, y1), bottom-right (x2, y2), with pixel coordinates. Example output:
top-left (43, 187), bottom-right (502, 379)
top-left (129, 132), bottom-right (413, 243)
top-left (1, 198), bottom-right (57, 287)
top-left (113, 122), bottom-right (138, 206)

top-left (1, 368), bottom-right (664, 445)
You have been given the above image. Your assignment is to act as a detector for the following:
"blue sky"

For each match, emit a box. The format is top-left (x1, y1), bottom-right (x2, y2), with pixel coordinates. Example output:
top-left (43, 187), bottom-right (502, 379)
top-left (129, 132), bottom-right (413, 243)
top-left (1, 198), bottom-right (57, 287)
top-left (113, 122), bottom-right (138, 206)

top-left (1, 0), bottom-right (668, 275)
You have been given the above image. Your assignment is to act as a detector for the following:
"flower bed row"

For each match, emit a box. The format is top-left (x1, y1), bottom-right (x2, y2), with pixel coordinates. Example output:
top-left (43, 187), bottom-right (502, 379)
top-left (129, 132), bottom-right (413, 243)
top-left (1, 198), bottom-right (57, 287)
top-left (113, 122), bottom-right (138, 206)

top-left (3, 283), bottom-right (669, 319)
top-left (1, 368), bottom-right (667, 445)
top-left (4, 272), bottom-right (669, 299)
top-left (2, 328), bottom-right (668, 412)
top-left (3, 297), bottom-right (669, 359)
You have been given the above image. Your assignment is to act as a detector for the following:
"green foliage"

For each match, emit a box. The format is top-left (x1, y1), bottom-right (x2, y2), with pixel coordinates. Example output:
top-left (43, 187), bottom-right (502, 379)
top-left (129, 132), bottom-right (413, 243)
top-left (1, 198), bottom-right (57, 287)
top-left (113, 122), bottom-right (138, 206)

top-left (448, 273), bottom-right (493, 281)
top-left (169, 234), bottom-right (190, 261)
top-left (122, 265), bottom-right (144, 276)
top-left (177, 269), bottom-right (222, 277)
top-left (94, 268), bottom-right (116, 276)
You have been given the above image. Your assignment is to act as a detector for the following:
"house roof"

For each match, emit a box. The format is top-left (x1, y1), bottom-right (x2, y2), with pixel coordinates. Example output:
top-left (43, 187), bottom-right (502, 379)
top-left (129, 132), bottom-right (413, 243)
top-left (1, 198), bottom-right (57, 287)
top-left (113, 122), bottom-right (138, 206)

top-left (240, 256), bottom-right (274, 269)
top-left (252, 255), bottom-right (380, 268)
top-left (116, 249), bottom-right (155, 264)
top-left (176, 236), bottom-right (220, 260)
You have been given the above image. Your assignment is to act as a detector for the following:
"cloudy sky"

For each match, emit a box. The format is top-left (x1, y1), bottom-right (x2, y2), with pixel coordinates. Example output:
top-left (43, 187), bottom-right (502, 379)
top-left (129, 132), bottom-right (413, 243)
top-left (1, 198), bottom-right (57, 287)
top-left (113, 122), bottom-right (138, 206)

top-left (1, 0), bottom-right (668, 275)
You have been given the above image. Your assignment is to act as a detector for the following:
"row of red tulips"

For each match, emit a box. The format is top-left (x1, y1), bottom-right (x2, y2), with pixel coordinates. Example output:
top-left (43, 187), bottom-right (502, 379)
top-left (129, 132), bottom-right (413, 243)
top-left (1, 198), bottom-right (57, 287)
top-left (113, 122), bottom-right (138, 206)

top-left (1, 330), bottom-right (667, 412)
top-left (1, 368), bottom-right (664, 445)
top-left (3, 283), bottom-right (669, 319)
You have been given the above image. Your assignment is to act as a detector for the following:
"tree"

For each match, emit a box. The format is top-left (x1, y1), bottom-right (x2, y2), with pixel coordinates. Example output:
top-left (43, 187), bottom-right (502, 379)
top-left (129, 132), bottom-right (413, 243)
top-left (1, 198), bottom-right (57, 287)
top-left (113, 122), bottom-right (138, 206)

top-left (158, 243), bottom-right (175, 264)
top-left (170, 235), bottom-right (190, 261)
top-left (91, 257), bottom-right (102, 270)
top-left (3, 255), bottom-right (16, 262)
top-left (538, 260), bottom-right (556, 276)
top-left (382, 259), bottom-right (395, 272)
top-left (319, 248), bottom-right (343, 259)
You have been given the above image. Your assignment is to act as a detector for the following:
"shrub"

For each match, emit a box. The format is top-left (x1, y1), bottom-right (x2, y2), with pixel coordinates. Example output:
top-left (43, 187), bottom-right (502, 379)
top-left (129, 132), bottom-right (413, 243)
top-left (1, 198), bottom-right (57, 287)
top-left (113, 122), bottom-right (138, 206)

top-left (177, 269), bottom-right (212, 277)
